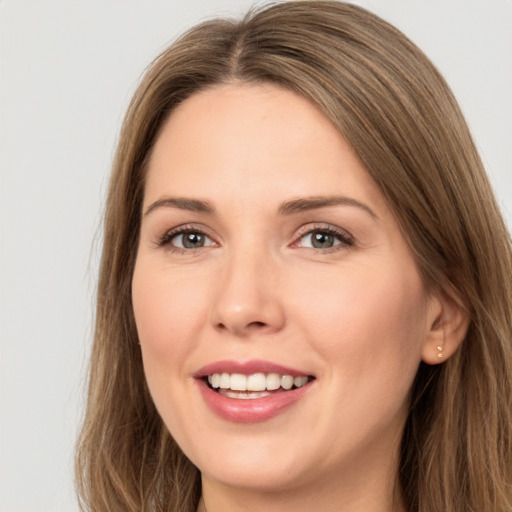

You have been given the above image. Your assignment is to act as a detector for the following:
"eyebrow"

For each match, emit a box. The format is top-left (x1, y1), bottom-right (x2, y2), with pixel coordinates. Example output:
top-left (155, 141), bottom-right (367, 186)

top-left (143, 194), bottom-right (377, 219)
top-left (277, 196), bottom-right (378, 219)
top-left (144, 197), bottom-right (215, 216)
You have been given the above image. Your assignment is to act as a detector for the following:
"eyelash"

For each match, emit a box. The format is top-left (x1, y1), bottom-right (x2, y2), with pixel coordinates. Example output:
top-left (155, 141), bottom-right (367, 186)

top-left (294, 224), bottom-right (354, 252)
top-left (157, 224), bottom-right (215, 254)
top-left (157, 223), bottom-right (354, 254)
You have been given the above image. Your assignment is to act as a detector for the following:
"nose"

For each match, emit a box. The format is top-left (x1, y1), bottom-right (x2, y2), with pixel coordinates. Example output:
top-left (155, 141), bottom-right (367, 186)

top-left (210, 248), bottom-right (286, 337)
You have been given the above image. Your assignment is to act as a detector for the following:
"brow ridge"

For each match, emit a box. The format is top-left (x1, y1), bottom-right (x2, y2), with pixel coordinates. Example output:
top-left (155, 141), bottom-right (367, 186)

top-left (277, 196), bottom-right (377, 219)
top-left (144, 195), bottom-right (376, 219)
top-left (144, 197), bottom-right (215, 216)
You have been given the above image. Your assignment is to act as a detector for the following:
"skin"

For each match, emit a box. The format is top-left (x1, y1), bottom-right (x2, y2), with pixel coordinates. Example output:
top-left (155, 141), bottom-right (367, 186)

top-left (132, 83), bottom-right (458, 512)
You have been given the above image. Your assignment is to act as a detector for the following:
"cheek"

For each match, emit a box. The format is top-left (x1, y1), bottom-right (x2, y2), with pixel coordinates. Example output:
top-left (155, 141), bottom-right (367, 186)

top-left (131, 260), bottom-right (212, 432)
top-left (295, 261), bottom-right (427, 392)
top-left (132, 262), bottom-right (209, 361)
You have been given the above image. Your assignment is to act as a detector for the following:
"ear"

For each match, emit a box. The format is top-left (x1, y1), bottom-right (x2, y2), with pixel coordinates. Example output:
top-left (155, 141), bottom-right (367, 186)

top-left (421, 290), bottom-right (470, 365)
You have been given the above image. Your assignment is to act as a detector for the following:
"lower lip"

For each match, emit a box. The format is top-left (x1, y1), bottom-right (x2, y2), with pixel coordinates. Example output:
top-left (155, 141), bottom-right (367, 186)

top-left (197, 380), bottom-right (312, 423)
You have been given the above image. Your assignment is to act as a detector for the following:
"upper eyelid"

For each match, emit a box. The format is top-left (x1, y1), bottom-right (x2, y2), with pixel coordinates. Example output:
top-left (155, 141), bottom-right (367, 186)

top-left (294, 223), bottom-right (354, 240)
top-left (163, 223), bottom-right (214, 237)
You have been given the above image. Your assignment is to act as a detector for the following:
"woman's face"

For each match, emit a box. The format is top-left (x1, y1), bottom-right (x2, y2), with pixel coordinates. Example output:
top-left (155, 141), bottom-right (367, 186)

top-left (132, 83), bottom-right (440, 496)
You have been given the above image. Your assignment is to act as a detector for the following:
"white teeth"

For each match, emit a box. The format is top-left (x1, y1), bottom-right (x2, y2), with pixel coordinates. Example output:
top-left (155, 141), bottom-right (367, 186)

top-left (230, 373), bottom-right (247, 391)
top-left (219, 390), bottom-right (271, 399)
top-left (219, 373), bottom-right (230, 389)
top-left (247, 373), bottom-right (267, 391)
top-left (207, 372), bottom-right (310, 392)
top-left (266, 373), bottom-right (281, 390)
top-left (281, 375), bottom-right (294, 390)
top-left (211, 373), bottom-right (220, 388)
top-left (294, 376), bottom-right (308, 388)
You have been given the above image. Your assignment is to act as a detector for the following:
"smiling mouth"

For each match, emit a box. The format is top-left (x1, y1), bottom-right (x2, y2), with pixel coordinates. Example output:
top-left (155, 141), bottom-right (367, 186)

top-left (205, 372), bottom-right (314, 399)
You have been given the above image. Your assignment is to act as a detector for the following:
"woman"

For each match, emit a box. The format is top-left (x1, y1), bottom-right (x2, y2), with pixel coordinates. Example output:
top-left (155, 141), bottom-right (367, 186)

top-left (75, 2), bottom-right (512, 511)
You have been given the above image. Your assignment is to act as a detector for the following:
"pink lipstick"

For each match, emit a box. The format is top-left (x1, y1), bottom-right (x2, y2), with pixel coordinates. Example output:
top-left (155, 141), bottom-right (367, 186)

top-left (195, 359), bottom-right (315, 423)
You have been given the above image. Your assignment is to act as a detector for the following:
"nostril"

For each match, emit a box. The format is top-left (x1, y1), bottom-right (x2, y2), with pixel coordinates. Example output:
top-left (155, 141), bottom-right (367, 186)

top-left (214, 320), bottom-right (267, 333)
top-left (212, 300), bottom-right (285, 336)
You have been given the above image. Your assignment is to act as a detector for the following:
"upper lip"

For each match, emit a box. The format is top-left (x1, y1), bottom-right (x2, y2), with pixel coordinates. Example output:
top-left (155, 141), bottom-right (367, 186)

top-left (194, 359), bottom-right (313, 378)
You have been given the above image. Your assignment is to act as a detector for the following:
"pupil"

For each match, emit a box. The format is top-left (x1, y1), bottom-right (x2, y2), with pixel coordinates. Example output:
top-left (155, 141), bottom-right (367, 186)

top-left (183, 232), bottom-right (204, 248)
top-left (312, 231), bottom-right (334, 248)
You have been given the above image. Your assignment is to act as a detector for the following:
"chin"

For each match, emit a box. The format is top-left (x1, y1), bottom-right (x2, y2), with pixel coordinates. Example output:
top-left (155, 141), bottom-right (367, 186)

top-left (172, 422), bottom-right (317, 492)
top-left (198, 455), bottom-right (311, 493)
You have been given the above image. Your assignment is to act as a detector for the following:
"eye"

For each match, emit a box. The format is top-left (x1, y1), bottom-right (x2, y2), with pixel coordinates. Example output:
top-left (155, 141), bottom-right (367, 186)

top-left (173, 231), bottom-right (209, 249)
top-left (296, 226), bottom-right (353, 250)
top-left (302, 231), bottom-right (338, 249)
top-left (159, 227), bottom-right (216, 251)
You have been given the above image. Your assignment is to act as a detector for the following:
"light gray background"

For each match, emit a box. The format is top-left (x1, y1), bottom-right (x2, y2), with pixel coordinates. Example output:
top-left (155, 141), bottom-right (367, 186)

top-left (1, 1), bottom-right (511, 511)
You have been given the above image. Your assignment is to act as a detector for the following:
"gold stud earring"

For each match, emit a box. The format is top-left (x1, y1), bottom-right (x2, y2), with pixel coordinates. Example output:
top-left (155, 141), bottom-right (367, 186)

top-left (436, 345), bottom-right (443, 358)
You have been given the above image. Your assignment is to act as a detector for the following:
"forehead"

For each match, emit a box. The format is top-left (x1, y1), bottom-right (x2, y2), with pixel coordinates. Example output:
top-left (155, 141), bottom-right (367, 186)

top-left (144, 83), bottom-right (386, 215)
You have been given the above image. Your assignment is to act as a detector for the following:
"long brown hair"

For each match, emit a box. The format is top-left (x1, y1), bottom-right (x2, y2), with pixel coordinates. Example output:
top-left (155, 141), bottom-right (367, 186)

top-left (76, 2), bottom-right (512, 510)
